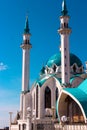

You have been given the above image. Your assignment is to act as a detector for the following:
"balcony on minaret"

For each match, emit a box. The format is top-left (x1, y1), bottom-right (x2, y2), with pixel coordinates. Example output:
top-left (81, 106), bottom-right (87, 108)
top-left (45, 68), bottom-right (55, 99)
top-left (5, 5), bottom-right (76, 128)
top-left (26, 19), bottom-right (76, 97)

top-left (58, 21), bottom-right (71, 35)
top-left (20, 42), bottom-right (32, 50)
top-left (24, 39), bottom-right (29, 44)
top-left (61, 22), bottom-right (68, 29)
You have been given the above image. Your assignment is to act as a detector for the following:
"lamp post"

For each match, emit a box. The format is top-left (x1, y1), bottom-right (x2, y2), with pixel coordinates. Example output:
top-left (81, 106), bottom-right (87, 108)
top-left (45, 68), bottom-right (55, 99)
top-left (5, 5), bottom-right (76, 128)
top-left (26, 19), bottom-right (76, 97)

top-left (27, 107), bottom-right (32, 130)
top-left (61, 115), bottom-right (67, 128)
top-left (9, 112), bottom-right (13, 130)
top-left (52, 106), bottom-right (55, 120)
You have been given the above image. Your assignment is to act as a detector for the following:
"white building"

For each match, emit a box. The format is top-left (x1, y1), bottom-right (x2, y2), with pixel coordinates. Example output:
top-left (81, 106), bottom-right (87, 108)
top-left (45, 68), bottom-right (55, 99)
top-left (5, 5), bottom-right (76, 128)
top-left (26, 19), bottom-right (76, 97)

top-left (11, 0), bottom-right (87, 130)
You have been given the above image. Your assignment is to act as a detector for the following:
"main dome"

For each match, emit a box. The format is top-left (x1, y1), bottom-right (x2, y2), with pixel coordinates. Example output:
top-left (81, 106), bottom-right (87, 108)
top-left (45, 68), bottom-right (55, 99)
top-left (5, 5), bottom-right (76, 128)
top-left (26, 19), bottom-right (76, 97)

top-left (46, 53), bottom-right (82, 67)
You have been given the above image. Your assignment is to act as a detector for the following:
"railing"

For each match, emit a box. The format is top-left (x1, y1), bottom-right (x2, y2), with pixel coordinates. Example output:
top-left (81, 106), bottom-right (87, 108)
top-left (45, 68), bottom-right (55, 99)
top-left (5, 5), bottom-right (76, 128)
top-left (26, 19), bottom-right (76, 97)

top-left (54, 124), bottom-right (87, 130)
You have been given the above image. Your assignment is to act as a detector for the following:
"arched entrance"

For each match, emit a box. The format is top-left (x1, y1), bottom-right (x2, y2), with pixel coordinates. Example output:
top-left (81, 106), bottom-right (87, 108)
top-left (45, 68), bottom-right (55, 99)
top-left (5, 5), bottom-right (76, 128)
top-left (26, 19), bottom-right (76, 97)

top-left (58, 92), bottom-right (85, 123)
top-left (65, 96), bottom-right (84, 123)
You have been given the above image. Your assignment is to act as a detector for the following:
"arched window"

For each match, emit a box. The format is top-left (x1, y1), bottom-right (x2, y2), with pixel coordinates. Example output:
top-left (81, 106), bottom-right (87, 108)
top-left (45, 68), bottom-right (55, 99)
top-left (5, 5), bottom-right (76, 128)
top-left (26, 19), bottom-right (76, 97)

top-left (64, 23), bottom-right (68, 28)
top-left (36, 85), bottom-right (38, 117)
top-left (79, 68), bottom-right (82, 73)
top-left (73, 65), bottom-right (76, 73)
top-left (19, 124), bottom-right (21, 130)
top-left (56, 88), bottom-right (58, 118)
top-left (56, 88), bottom-right (58, 101)
top-left (34, 93), bottom-right (35, 109)
top-left (53, 65), bottom-right (56, 72)
top-left (45, 87), bottom-right (51, 108)
top-left (22, 124), bottom-right (26, 130)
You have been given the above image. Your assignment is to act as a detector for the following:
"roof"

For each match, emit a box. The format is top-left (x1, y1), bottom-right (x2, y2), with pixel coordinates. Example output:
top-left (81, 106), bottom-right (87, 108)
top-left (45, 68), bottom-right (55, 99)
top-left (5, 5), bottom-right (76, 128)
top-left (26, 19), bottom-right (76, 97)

top-left (24, 16), bottom-right (30, 34)
top-left (34, 74), bottom-right (83, 88)
top-left (61, 0), bottom-right (68, 16)
top-left (34, 74), bottom-right (61, 87)
top-left (64, 79), bottom-right (87, 117)
top-left (46, 53), bottom-right (82, 67)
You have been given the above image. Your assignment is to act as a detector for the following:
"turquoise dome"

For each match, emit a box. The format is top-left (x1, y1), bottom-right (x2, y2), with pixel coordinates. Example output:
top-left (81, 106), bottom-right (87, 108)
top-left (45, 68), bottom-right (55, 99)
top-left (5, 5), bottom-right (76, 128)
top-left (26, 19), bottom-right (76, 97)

top-left (46, 53), bottom-right (82, 67)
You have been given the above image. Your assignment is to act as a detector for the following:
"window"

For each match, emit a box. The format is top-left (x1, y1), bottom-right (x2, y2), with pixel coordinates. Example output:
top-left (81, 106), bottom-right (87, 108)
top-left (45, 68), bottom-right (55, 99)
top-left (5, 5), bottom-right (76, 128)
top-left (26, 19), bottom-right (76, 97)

top-left (23, 124), bottom-right (26, 130)
top-left (56, 88), bottom-right (58, 101)
top-left (53, 65), bottom-right (56, 72)
top-left (65, 56), bottom-right (66, 59)
top-left (73, 65), bottom-right (76, 73)
top-left (24, 39), bottom-right (29, 44)
top-left (19, 124), bottom-right (21, 130)
top-left (45, 87), bottom-right (51, 108)
top-left (46, 67), bottom-right (49, 73)
top-left (65, 72), bottom-right (67, 75)
top-left (64, 23), bottom-right (68, 28)
top-left (65, 48), bottom-right (66, 51)
top-left (34, 93), bottom-right (35, 109)
top-left (79, 68), bottom-right (82, 73)
top-left (36, 86), bottom-right (38, 117)
top-left (64, 23), bottom-right (66, 28)
top-left (56, 88), bottom-right (58, 118)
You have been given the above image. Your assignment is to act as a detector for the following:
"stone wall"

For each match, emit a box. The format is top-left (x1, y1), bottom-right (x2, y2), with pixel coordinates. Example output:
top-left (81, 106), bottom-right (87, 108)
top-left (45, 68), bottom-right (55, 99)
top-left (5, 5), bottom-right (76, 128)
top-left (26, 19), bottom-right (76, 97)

top-left (11, 124), bottom-right (18, 130)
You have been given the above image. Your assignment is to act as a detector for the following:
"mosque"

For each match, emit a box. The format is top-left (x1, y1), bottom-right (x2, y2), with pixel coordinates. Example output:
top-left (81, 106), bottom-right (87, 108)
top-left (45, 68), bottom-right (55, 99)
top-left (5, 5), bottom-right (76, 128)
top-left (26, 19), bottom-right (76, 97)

top-left (11, 0), bottom-right (87, 130)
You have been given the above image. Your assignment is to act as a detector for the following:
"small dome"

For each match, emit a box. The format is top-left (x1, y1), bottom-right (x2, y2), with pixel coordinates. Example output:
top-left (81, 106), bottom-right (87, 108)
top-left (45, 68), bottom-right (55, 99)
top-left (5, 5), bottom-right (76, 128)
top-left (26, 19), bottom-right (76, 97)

top-left (46, 53), bottom-right (82, 67)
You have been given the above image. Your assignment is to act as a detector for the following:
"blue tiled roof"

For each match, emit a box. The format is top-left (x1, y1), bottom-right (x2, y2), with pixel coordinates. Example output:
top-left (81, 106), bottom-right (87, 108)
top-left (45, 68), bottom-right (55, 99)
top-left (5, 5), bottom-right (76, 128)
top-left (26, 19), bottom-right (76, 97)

top-left (34, 74), bottom-right (83, 87)
top-left (46, 53), bottom-right (82, 67)
top-left (35, 74), bottom-right (61, 87)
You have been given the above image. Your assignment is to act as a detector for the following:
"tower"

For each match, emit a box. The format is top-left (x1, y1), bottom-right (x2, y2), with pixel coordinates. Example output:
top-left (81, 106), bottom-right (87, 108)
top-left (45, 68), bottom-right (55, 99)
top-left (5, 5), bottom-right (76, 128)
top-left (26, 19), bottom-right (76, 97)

top-left (21, 16), bottom-right (32, 92)
top-left (58, 0), bottom-right (71, 84)
top-left (20, 16), bottom-right (32, 120)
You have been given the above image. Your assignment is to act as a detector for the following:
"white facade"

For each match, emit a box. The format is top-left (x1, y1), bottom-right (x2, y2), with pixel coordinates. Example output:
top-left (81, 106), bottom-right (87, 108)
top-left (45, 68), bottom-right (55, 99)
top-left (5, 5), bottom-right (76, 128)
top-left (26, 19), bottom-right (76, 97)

top-left (10, 1), bottom-right (87, 130)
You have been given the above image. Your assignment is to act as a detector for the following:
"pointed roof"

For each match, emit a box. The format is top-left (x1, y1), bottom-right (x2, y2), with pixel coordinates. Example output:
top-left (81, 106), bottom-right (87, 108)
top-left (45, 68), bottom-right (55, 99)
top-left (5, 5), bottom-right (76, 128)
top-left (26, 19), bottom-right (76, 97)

top-left (24, 16), bottom-right (30, 34)
top-left (61, 0), bottom-right (68, 16)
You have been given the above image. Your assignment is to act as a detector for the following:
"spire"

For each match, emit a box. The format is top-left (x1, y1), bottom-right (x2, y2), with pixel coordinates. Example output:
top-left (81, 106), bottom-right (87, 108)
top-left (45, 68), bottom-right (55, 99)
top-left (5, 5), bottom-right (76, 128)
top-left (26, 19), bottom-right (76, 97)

top-left (61, 0), bottom-right (68, 16)
top-left (24, 16), bottom-right (30, 34)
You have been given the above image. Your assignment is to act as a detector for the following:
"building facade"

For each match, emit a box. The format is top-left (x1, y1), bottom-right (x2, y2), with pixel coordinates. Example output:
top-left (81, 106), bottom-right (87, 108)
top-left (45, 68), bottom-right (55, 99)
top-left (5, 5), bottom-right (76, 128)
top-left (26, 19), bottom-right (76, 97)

top-left (11, 0), bottom-right (87, 130)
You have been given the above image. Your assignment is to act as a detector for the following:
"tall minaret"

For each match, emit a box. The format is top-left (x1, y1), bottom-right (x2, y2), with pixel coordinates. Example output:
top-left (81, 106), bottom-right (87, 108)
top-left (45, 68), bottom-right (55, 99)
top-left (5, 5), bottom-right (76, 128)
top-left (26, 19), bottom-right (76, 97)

top-left (21, 16), bottom-right (32, 92)
top-left (58, 0), bottom-right (71, 84)
top-left (20, 17), bottom-right (32, 120)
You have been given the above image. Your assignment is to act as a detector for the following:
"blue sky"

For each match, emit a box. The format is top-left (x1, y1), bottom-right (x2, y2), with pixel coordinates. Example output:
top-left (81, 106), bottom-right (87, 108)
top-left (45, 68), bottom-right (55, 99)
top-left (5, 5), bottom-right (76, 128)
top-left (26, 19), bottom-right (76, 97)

top-left (0, 0), bottom-right (87, 128)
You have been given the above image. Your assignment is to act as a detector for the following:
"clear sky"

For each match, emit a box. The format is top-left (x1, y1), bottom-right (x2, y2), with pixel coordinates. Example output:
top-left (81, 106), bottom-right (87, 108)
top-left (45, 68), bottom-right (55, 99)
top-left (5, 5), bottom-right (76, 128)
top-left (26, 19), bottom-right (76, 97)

top-left (0, 0), bottom-right (87, 128)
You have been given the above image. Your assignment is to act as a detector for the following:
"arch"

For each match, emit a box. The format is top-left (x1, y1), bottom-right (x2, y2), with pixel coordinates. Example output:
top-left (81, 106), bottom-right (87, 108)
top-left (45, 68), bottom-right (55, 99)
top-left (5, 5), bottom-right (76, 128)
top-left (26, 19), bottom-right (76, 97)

top-left (41, 76), bottom-right (62, 94)
top-left (22, 124), bottom-right (26, 130)
top-left (45, 86), bottom-right (51, 108)
top-left (58, 90), bottom-right (86, 123)
top-left (19, 124), bottom-right (21, 130)
top-left (56, 87), bottom-right (58, 118)
top-left (56, 87), bottom-right (58, 101)
top-left (36, 85), bottom-right (38, 117)
top-left (53, 64), bottom-right (57, 72)
top-left (73, 64), bottom-right (77, 73)
top-left (65, 96), bottom-right (83, 122)
top-left (34, 93), bottom-right (35, 109)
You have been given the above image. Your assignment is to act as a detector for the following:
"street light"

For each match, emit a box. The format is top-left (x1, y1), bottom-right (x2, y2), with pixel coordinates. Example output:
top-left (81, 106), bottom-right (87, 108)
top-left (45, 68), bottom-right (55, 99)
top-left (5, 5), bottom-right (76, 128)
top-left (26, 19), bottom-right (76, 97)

top-left (52, 106), bottom-right (55, 120)
top-left (61, 115), bottom-right (67, 127)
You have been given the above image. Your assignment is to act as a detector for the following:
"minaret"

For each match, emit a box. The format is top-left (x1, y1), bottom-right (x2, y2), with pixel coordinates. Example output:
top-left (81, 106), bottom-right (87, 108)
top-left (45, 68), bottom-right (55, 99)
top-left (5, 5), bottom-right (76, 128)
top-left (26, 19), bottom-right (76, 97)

top-left (58, 0), bottom-right (71, 84)
top-left (21, 16), bottom-right (32, 92)
top-left (20, 17), bottom-right (32, 120)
